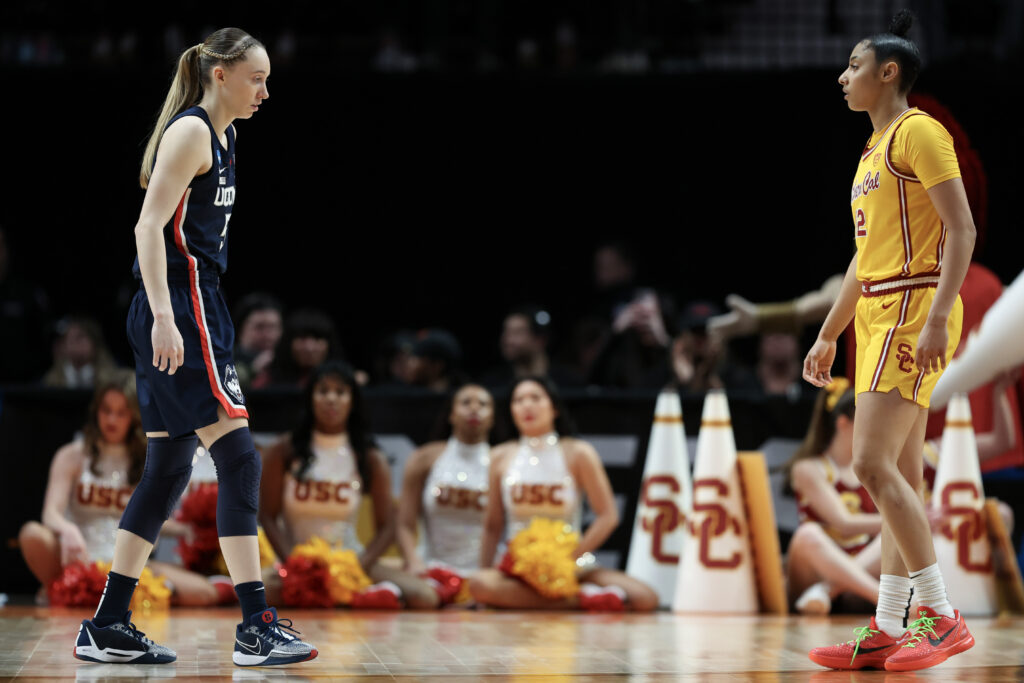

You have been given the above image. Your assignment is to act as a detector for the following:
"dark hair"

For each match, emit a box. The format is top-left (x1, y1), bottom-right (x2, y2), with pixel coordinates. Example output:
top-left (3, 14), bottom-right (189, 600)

top-left (141, 28), bottom-right (264, 188)
top-left (265, 308), bottom-right (343, 386)
top-left (782, 380), bottom-right (856, 496)
top-left (505, 375), bottom-right (577, 438)
top-left (233, 292), bottom-right (283, 328)
top-left (864, 10), bottom-right (921, 95)
top-left (81, 372), bottom-right (147, 486)
top-left (290, 361), bottom-right (376, 488)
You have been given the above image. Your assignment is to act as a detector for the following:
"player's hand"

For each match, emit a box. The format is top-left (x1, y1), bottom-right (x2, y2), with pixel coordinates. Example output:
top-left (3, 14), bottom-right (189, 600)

top-left (915, 319), bottom-right (948, 375)
top-left (59, 525), bottom-right (88, 567)
top-left (152, 317), bottom-right (185, 375)
top-left (803, 337), bottom-right (836, 387)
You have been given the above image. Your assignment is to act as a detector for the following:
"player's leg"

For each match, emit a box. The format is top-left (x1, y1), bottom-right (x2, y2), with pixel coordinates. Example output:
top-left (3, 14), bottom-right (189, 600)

top-left (787, 522), bottom-right (879, 612)
top-left (196, 408), bottom-right (317, 666)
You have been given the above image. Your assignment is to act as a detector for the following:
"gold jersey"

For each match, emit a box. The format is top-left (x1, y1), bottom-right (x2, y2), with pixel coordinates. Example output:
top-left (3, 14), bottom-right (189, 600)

top-left (851, 108), bottom-right (961, 283)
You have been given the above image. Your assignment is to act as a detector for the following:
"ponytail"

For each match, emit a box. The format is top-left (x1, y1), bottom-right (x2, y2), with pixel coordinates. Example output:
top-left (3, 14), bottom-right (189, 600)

top-left (781, 378), bottom-right (855, 495)
top-left (139, 45), bottom-right (203, 188)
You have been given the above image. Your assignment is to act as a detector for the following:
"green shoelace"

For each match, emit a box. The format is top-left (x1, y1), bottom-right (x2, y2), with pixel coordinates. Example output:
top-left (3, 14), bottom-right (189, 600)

top-left (848, 625), bottom-right (881, 664)
top-left (901, 611), bottom-right (940, 649)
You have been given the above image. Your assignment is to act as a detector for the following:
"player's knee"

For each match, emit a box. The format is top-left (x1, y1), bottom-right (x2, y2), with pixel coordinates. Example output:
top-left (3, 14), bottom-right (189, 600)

top-left (209, 427), bottom-right (261, 536)
top-left (790, 522), bottom-right (826, 551)
top-left (628, 585), bottom-right (659, 612)
top-left (119, 435), bottom-right (197, 543)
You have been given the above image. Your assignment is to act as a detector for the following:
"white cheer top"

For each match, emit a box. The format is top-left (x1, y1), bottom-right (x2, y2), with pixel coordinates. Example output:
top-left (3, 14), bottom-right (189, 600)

top-left (421, 437), bottom-right (491, 572)
top-left (281, 431), bottom-right (363, 552)
top-left (501, 433), bottom-right (580, 539)
top-left (65, 444), bottom-right (133, 562)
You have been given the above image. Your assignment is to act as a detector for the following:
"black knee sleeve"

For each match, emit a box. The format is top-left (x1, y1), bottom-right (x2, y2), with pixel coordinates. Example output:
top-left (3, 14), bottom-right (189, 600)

top-left (209, 427), bottom-right (261, 537)
top-left (119, 435), bottom-right (197, 543)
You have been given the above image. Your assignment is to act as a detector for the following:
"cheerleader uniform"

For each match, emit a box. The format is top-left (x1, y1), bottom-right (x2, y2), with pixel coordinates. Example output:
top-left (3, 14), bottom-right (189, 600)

top-left (281, 432), bottom-right (363, 551)
top-left (421, 437), bottom-right (491, 574)
top-left (796, 456), bottom-right (877, 555)
top-left (66, 446), bottom-right (134, 563)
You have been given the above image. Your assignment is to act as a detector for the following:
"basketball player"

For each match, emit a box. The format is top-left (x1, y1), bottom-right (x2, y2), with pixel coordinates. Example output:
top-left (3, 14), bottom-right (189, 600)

top-left (803, 11), bottom-right (976, 671)
top-left (74, 28), bottom-right (316, 667)
top-left (397, 384), bottom-right (494, 602)
top-left (468, 377), bottom-right (658, 611)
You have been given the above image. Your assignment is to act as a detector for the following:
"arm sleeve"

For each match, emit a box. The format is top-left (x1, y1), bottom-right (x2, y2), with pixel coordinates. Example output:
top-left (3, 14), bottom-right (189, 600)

top-left (893, 116), bottom-right (961, 190)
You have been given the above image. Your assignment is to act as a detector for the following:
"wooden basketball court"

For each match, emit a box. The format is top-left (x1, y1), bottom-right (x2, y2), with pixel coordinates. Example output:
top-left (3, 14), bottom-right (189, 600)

top-left (2, 606), bottom-right (1022, 681)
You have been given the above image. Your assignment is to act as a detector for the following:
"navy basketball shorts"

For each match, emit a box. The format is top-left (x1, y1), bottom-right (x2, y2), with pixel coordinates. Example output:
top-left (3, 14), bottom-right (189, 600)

top-left (127, 276), bottom-right (248, 437)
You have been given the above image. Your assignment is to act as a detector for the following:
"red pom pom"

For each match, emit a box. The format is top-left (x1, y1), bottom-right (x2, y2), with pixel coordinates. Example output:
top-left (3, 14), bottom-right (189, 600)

top-left (280, 556), bottom-right (334, 608)
top-left (423, 566), bottom-right (464, 605)
top-left (176, 484), bottom-right (223, 573)
top-left (498, 551), bottom-right (516, 576)
top-left (48, 562), bottom-right (107, 607)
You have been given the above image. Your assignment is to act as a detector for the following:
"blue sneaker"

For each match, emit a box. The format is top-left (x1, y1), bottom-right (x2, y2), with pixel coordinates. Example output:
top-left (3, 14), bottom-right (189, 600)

top-left (233, 607), bottom-right (317, 667)
top-left (74, 611), bottom-right (176, 664)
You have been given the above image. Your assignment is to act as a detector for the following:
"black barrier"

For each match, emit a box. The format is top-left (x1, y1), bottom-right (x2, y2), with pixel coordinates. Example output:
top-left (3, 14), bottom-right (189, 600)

top-left (0, 385), bottom-right (815, 595)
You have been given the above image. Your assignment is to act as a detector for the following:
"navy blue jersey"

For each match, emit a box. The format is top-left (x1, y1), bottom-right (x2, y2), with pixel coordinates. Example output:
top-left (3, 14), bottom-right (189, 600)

top-left (132, 106), bottom-right (236, 280)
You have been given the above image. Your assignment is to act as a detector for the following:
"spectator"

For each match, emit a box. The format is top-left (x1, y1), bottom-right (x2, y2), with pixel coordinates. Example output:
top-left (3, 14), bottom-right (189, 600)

top-left (0, 225), bottom-right (51, 382)
top-left (42, 315), bottom-right (118, 389)
top-left (480, 305), bottom-right (581, 390)
top-left (591, 240), bottom-right (639, 323)
top-left (251, 309), bottom-right (343, 390)
top-left (371, 330), bottom-right (416, 388)
top-left (232, 292), bottom-right (283, 389)
top-left (756, 332), bottom-right (809, 401)
top-left (407, 328), bottom-right (465, 393)
top-left (588, 289), bottom-right (675, 389)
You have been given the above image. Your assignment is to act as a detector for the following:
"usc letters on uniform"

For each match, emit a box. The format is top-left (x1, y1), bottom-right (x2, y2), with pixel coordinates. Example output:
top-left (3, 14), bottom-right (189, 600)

top-left (851, 108), bottom-right (963, 407)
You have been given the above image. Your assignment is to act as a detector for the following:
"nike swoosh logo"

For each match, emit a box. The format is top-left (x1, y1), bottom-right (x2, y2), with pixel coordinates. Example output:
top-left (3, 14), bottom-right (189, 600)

top-left (219, 166), bottom-right (227, 174)
top-left (237, 637), bottom-right (262, 655)
top-left (881, 301), bottom-right (897, 310)
top-left (928, 626), bottom-right (955, 647)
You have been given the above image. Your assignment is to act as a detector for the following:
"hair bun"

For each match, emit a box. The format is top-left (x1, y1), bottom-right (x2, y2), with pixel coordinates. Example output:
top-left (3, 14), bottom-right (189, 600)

top-left (889, 9), bottom-right (914, 38)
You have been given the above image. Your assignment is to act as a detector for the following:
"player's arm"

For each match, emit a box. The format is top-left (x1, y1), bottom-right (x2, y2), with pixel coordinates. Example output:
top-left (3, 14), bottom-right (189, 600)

top-left (359, 448), bottom-right (397, 571)
top-left (569, 439), bottom-right (620, 558)
top-left (396, 443), bottom-right (442, 574)
top-left (803, 254), bottom-right (860, 387)
top-left (791, 459), bottom-right (882, 537)
top-left (40, 444), bottom-right (89, 566)
top-left (918, 177), bottom-right (976, 374)
top-left (479, 444), bottom-right (511, 568)
top-left (135, 117), bottom-right (211, 375)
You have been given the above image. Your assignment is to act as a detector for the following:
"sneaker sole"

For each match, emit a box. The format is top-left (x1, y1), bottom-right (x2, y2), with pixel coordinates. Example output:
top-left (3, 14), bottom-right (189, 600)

top-left (884, 634), bottom-right (975, 672)
top-left (233, 648), bottom-right (318, 667)
top-left (808, 651), bottom-right (890, 670)
top-left (74, 645), bottom-right (176, 664)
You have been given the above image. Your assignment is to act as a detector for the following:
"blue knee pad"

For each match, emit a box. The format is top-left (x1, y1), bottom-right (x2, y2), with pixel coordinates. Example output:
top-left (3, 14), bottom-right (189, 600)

top-left (209, 427), bottom-right (261, 537)
top-left (119, 435), bottom-right (197, 544)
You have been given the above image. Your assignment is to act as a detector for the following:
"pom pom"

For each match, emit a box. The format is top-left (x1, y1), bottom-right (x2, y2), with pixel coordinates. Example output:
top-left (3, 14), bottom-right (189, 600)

top-left (47, 562), bottom-right (107, 607)
top-left (889, 9), bottom-right (913, 38)
top-left (423, 566), bottom-right (465, 605)
top-left (501, 517), bottom-right (580, 599)
top-left (176, 483), bottom-right (278, 575)
top-left (280, 536), bottom-right (372, 607)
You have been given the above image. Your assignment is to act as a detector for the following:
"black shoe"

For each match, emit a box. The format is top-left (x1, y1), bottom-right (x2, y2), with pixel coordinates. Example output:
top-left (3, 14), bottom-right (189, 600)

top-left (233, 607), bottom-right (318, 667)
top-left (74, 611), bottom-right (176, 664)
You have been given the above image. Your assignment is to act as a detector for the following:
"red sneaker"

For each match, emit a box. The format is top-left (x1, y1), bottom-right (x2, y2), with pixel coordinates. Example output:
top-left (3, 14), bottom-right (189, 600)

top-left (884, 606), bottom-right (974, 671)
top-left (351, 581), bottom-right (402, 609)
top-left (578, 584), bottom-right (626, 612)
top-left (808, 617), bottom-right (907, 670)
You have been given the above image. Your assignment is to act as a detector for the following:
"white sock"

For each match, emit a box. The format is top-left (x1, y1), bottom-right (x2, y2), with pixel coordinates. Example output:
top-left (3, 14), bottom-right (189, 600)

top-left (909, 563), bottom-right (954, 618)
top-left (876, 574), bottom-right (913, 638)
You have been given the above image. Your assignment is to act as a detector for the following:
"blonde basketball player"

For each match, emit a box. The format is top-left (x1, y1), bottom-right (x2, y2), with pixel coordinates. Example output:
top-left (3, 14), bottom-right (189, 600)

top-left (803, 10), bottom-right (976, 672)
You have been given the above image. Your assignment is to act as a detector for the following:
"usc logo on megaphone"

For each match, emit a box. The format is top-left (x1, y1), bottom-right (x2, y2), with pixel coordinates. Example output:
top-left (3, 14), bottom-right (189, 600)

top-left (938, 481), bottom-right (992, 573)
top-left (639, 475), bottom-right (685, 564)
top-left (688, 478), bottom-right (743, 569)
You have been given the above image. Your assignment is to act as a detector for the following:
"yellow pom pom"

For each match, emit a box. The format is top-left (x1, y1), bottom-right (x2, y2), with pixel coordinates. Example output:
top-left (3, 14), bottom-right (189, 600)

top-left (290, 536), bottom-right (372, 605)
top-left (507, 518), bottom-right (580, 599)
top-left (96, 562), bottom-right (171, 612)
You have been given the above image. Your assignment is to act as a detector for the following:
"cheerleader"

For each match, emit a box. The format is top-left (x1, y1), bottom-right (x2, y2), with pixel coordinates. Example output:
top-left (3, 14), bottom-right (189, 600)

top-left (397, 384), bottom-right (494, 603)
top-left (259, 360), bottom-right (438, 608)
top-left (469, 376), bottom-right (658, 611)
top-left (19, 374), bottom-right (223, 605)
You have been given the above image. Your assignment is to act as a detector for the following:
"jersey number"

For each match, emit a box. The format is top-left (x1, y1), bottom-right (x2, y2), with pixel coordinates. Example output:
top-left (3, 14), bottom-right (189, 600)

top-left (219, 214), bottom-right (231, 252)
top-left (855, 209), bottom-right (867, 238)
